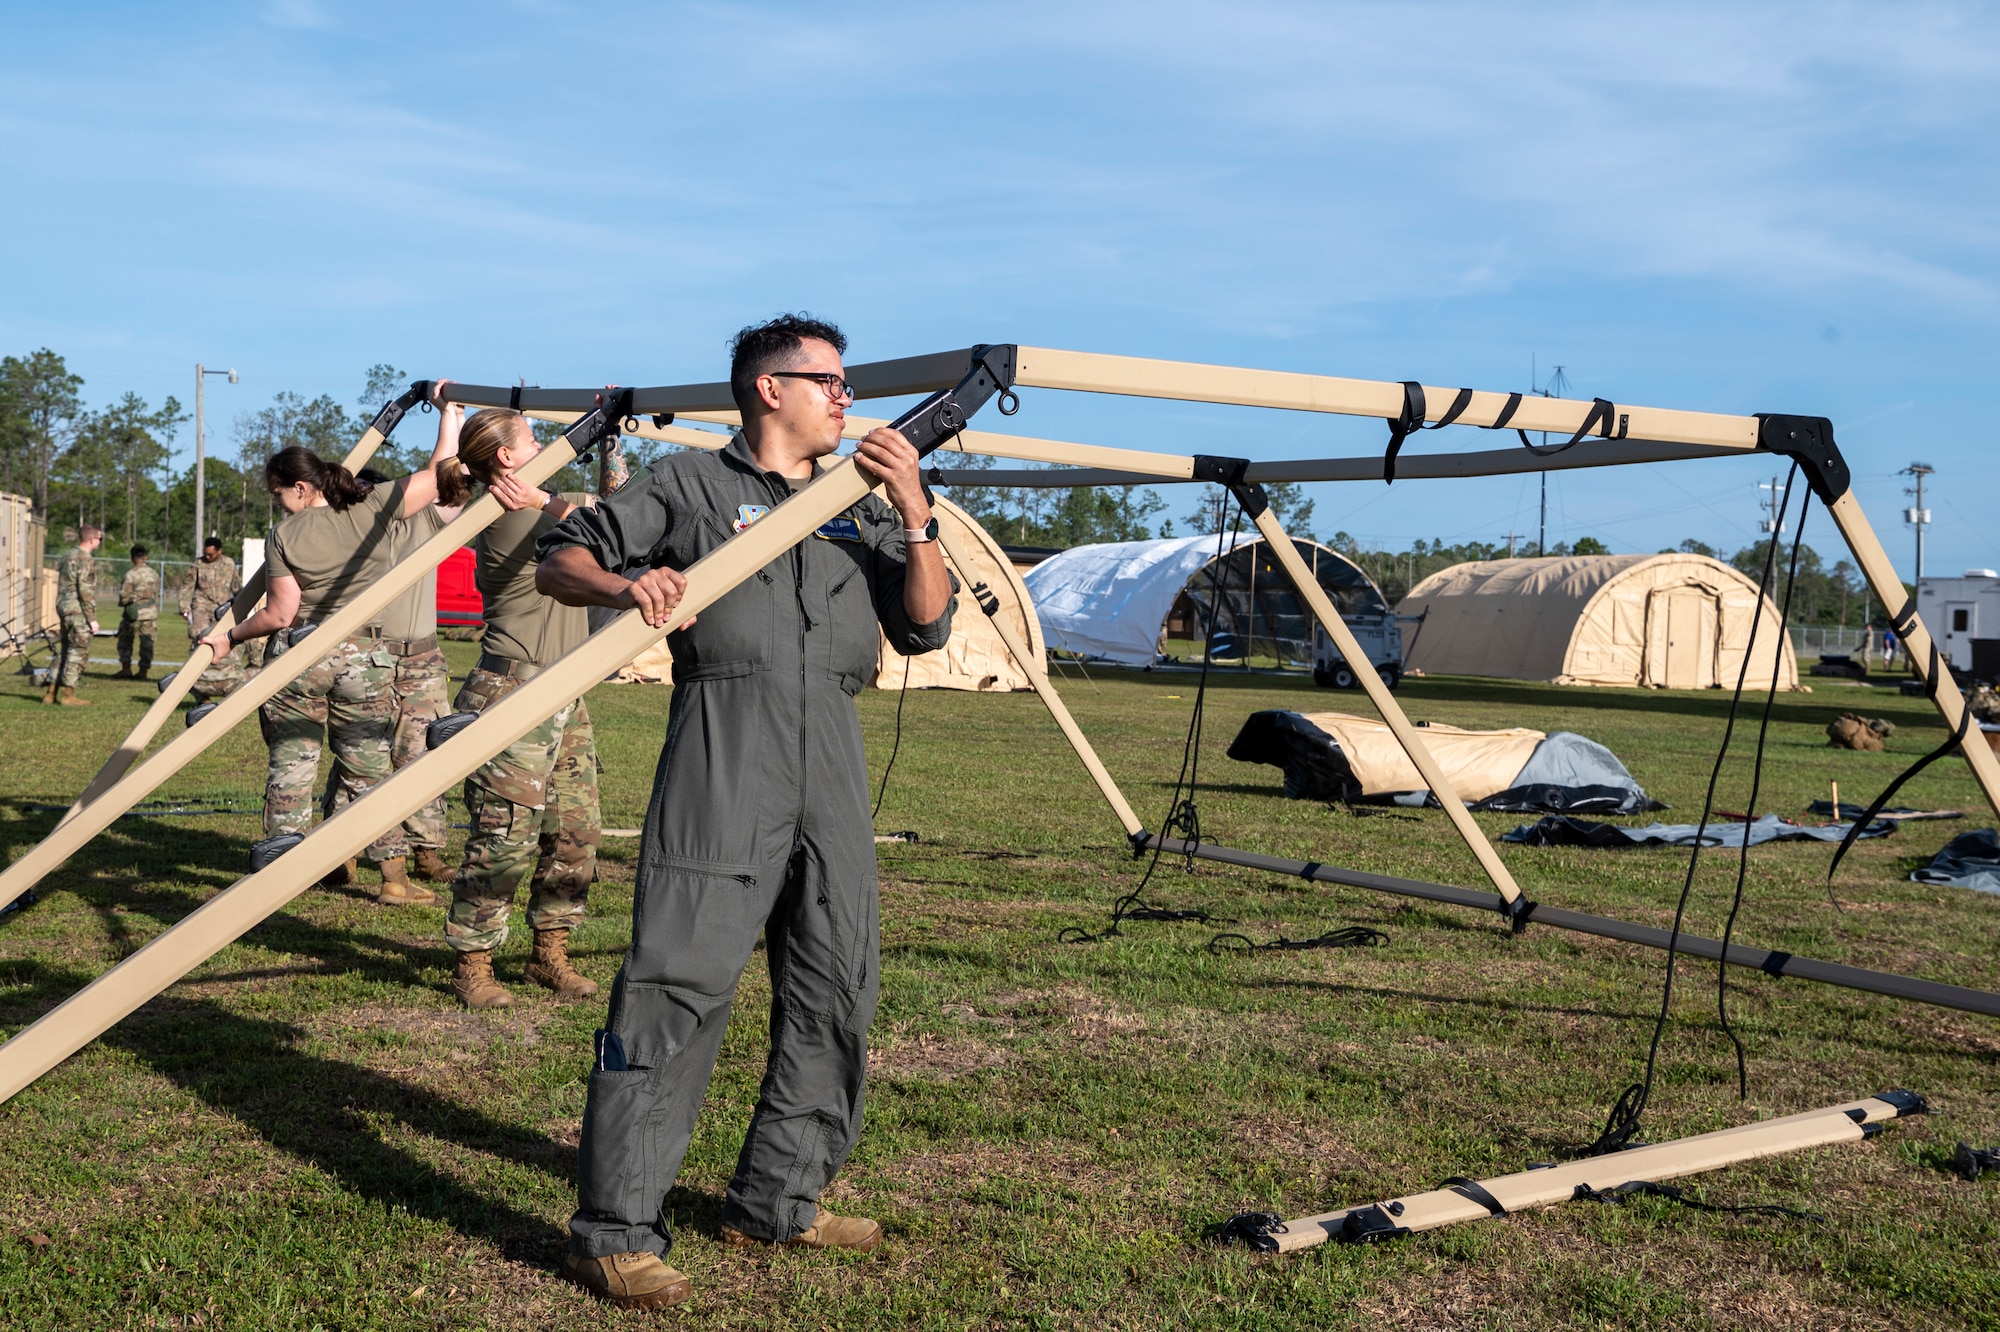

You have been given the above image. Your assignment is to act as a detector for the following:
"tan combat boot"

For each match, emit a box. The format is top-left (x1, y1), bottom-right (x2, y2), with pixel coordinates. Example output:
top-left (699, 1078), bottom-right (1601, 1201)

top-left (56, 687), bottom-right (91, 707)
top-left (374, 857), bottom-right (436, 906)
top-left (720, 1206), bottom-right (883, 1252)
top-left (450, 949), bottom-right (512, 1009)
top-left (560, 1251), bottom-right (690, 1309)
top-left (411, 847), bottom-right (453, 882)
top-left (320, 858), bottom-right (357, 889)
top-left (40, 681), bottom-right (56, 705)
top-left (525, 928), bottom-right (599, 1001)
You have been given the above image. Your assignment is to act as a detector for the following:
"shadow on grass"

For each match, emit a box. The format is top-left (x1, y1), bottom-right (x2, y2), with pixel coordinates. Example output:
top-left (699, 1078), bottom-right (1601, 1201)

top-left (102, 993), bottom-right (574, 1264)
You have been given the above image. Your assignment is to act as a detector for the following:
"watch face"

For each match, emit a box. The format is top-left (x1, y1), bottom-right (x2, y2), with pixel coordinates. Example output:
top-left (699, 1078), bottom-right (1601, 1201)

top-left (925, 516), bottom-right (940, 541)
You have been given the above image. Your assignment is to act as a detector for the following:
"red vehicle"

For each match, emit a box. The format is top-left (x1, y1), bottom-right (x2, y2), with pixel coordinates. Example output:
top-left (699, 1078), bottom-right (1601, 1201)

top-left (437, 547), bottom-right (483, 627)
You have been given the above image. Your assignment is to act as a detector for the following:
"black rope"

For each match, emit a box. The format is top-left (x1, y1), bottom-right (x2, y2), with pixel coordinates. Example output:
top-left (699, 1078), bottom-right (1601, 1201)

top-left (1208, 926), bottom-right (1388, 954)
top-left (1063, 498), bottom-right (1242, 944)
top-left (1716, 488), bottom-right (1812, 1098)
top-left (1571, 1179), bottom-right (1824, 1223)
top-left (1583, 462), bottom-right (1799, 1157)
top-left (872, 652), bottom-right (914, 819)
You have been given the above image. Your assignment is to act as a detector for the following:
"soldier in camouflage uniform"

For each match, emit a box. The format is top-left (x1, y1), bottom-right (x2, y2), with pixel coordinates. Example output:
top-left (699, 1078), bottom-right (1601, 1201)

top-left (428, 406), bottom-right (602, 1010)
top-left (46, 525), bottom-right (102, 706)
top-left (181, 537), bottom-right (246, 700)
top-left (115, 545), bottom-right (160, 679)
top-left (260, 628), bottom-right (402, 863)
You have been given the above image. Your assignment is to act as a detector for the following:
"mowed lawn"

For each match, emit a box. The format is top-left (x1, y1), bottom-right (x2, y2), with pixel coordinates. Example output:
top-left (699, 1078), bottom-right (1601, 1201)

top-left (0, 619), bottom-right (1996, 1330)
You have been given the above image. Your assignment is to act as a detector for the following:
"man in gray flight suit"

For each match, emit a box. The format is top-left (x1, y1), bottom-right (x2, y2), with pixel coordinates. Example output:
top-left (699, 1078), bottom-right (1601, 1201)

top-left (536, 314), bottom-right (954, 1310)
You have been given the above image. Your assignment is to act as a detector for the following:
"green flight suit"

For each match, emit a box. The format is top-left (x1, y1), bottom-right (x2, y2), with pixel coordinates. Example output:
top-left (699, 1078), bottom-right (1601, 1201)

top-left (543, 434), bottom-right (953, 1259)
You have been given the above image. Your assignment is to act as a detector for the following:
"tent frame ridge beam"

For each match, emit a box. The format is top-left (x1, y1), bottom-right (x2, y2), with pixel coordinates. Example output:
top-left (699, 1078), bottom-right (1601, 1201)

top-left (1242, 1091), bottom-right (1927, 1253)
top-left (56, 378), bottom-right (436, 827)
top-left (1146, 833), bottom-right (2000, 1018)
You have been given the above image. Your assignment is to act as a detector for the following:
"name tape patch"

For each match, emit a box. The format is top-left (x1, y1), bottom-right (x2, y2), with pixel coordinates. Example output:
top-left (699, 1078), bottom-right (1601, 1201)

top-left (814, 517), bottom-right (863, 542)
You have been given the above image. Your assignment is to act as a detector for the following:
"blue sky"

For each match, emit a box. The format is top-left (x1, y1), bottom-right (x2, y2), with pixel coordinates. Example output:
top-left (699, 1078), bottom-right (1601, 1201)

top-left (3, 1), bottom-right (1995, 576)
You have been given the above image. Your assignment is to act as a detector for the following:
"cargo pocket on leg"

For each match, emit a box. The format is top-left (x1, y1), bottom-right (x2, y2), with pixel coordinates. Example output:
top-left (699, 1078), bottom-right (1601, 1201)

top-left (577, 1066), bottom-right (657, 1228)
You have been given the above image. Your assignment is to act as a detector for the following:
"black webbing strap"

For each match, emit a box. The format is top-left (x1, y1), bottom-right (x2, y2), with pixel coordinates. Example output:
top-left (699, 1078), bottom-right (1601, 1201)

top-left (1441, 1177), bottom-right (1507, 1216)
top-left (1207, 926), bottom-right (1388, 954)
top-left (1381, 384), bottom-right (1474, 483)
top-left (1571, 1179), bottom-right (1824, 1223)
top-left (1483, 392), bottom-right (1628, 455)
top-left (1951, 1142), bottom-right (2000, 1182)
top-left (1827, 632), bottom-right (1972, 883)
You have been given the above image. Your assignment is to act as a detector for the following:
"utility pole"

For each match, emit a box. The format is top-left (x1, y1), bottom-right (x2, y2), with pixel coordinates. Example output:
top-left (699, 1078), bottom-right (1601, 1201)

top-left (1757, 477), bottom-right (1787, 597)
top-left (1901, 462), bottom-right (1934, 585)
top-left (1503, 529), bottom-right (1524, 558)
top-left (194, 363), bottom-right (238, 553)
top-left (1533, 362), bottom-right (1569, 555)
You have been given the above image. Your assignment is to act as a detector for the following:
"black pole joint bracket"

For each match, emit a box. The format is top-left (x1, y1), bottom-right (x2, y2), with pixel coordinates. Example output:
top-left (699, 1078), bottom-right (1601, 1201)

top-left (1503, 894), bottom-right (1538, 934)
top-left (1755, 414), bottom-right (1850, 505)
top-left (1129, 829), bottom-right (1152, 858)
top-left (1192, 455), bottom-right (1269, 518)
top-left (366, 381), bottom-right (432, 439)
top-left (563, 387), bottom-right (632, 470)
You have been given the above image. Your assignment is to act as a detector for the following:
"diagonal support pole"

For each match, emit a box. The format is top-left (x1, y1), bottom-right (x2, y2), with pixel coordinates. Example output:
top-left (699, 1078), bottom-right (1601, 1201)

top-left (57, 384), bottom-right (432, 826)
top-left (0, 407), bottom-right (585, 915)
top-left (1243, 501), bottom-right (1524, 906)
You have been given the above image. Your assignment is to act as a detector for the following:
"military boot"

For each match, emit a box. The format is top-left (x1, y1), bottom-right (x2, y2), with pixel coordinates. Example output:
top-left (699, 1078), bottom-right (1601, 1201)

top-left (450, 949), bottom-right (512, 1009)
top-left (56, 687), bottom-right (91, 707)
top-left (320, 857), bottom-right (357, 889)
top-left (720, 1206), bottom-right (883, 1252)
top-left (113, 665), bottom-right (132, 679)
top-left (40, 681), bottom-right (56, 705)
top-left (374, 857), bottom-right (437, 907)
top-left (560, 1251), bottom-right (690, 1309)
top-left (411, 847), bottom-right (453, 882)
top-left (525, 928), bottom-right (598, 1001)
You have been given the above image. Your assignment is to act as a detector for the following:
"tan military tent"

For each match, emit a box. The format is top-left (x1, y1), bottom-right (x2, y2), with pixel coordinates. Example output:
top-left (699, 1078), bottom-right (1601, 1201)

top-left (613, 495), bottom-right (1043, 691)
top-left (1398, 553), bottom-right (1798, 690)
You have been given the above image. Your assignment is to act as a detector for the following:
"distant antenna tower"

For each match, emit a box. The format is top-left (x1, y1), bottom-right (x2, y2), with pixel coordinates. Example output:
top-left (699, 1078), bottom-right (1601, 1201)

top-left (1532, 359), bottom-right (1570, 555)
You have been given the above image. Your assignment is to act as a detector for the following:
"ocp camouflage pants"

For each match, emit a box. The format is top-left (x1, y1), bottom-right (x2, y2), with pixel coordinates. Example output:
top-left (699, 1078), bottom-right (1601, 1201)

top-left (117, 618), bottom-right (155, 674)
top-left (188, 604), bottom-right (246, 699)
top-left (326, 646), bottom-right (450, 850)
top-left (259, 635), bottom-right (403, 862)
top-left (54, 611), bottom-right (91, 688)
top-left (446, 665), bottom-right (600, 953)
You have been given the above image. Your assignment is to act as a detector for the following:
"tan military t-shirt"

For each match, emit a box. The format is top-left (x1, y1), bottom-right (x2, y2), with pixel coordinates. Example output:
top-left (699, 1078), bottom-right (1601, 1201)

top-left (379, 504), bottom-right (447, 643)
top-left (475, 493), bottom-right (589, 668)
top-left (264, 481), bottom-right (403, 628)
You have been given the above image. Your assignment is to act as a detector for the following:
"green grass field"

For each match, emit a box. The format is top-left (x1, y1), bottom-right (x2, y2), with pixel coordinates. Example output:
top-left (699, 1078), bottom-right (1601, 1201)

top-left (0, 618), bottom-right (1995, 1329)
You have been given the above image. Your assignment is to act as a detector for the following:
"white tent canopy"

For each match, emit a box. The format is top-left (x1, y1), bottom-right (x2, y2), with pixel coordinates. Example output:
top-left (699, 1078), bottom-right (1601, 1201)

top-left (1398, 553), bottom-right (1798, 690)
top-left (1023, 531), bottom-right (1384, 667)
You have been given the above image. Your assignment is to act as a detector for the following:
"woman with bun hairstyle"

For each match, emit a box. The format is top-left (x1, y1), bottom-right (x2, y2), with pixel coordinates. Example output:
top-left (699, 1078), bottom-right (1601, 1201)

top-left (202, 381), bottom-right (462, 904)
top-left (432, 407), bottom-right (603, 1009)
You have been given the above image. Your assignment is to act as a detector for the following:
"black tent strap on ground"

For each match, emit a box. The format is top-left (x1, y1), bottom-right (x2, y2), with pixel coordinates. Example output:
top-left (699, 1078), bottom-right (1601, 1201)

top-left (1139, 833), bottom-right (2000, 1019)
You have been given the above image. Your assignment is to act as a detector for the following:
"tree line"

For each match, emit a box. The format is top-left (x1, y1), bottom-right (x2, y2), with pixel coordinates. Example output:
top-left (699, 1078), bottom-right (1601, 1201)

top-left (0, 352), bottom-right (643, 563)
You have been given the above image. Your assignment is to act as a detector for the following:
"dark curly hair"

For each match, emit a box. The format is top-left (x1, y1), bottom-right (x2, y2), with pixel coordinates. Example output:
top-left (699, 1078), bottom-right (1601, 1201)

top-left (728, 313), bottom-right (847, 414)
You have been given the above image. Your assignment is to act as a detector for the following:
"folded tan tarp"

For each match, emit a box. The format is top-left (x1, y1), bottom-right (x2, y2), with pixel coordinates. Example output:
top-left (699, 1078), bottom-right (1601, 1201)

top-left (1292, 711), bottom-right (1546, 801)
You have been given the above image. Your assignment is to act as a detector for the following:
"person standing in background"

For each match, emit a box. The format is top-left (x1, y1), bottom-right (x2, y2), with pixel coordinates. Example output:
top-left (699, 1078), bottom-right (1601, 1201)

top-left (46, 524), bottom-right (102, 706)
top-left (115, 545), bottom-right (160, 680)
top-left (181, 537), bottom-right (245, 701)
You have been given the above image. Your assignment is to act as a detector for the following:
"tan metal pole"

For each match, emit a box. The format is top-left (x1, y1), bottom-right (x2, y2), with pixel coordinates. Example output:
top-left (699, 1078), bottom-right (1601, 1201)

top-left (1254, 1090), bottom-right (1925, 1252)
top-left (1248, 506), bottom-right (1523, 905)
top-left (0, 427), bottom-right (579, 914)
top-left (930, 520), bottom-right (1146, 839)
top-left (58, 394), bottom-right (419, 825)
top-left (1823, 490), bottom-right (2000, 820)
top-left (0, 455), bottom-right (881, 1106)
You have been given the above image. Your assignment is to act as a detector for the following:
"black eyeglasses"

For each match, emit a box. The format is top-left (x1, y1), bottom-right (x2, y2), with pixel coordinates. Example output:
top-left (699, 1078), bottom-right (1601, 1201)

top-left (769, 371), bottom-right (856, 402)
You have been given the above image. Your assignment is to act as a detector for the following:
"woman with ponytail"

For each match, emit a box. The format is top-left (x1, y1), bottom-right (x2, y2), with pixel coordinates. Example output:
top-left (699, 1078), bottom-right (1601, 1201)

top-left (433, 408), bottom-right (604, 1010)
top-left (203, 380), bottom-right (463, 904)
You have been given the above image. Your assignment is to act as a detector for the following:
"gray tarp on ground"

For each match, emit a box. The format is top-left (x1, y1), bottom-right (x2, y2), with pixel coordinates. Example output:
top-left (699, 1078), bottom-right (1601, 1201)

top-left (1911, 829), bottom-right (2000, 896)
top-left (1502, 812), bottom-right (1894, 848)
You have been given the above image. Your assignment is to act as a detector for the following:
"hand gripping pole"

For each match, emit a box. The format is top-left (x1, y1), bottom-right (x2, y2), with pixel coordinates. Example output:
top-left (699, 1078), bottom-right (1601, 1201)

top-left (1228, 1090), bottom-right (1927, 1252)
top-left (0, 387), bottom-right (582, 915)
top-left (57, 382), bottom-right (434, 827)
top-left (0, 355), bottom-right (1012, 1105)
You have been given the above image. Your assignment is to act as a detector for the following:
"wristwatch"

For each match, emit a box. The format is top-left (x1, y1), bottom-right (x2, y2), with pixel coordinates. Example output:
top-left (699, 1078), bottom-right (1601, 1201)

top-left (906, 516), bottom-right (939, 544)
